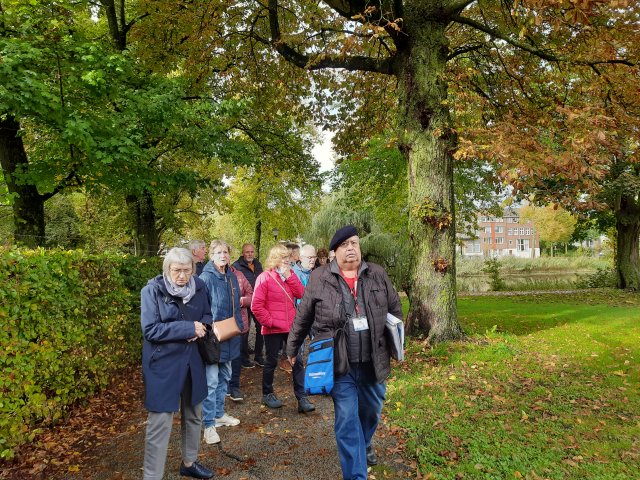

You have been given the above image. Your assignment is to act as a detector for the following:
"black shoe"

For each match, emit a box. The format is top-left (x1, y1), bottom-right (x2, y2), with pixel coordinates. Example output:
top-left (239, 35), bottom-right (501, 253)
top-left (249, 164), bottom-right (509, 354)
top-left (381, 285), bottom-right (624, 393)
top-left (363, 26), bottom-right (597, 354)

top-left (241, 359), bottom-right (255, 369)
top-left (366, 447), bottom-right (378, 466)
top-left (297, 396), bottom-right (316, 413)
top-left (262, 392), bottom-right (283, 408)
top-left (254, 357), bottom-right (265, 367)
top-left (180, 461), bottom-right (214, 479)
top-left (229, 389), bottom-right (244, 402)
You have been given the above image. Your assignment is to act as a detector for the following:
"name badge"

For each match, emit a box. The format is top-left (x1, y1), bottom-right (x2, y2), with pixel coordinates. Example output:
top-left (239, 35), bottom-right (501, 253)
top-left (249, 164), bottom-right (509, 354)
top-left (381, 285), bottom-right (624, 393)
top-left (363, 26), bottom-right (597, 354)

top-left (352, 316), bottom-right (369, 332)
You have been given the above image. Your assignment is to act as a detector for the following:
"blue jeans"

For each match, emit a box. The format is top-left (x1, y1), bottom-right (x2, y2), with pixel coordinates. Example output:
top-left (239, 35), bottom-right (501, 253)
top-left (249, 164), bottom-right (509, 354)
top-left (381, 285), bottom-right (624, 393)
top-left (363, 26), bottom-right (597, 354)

top-left (331, 362), bottom-right (386, 480)
top-left (202, 361), bottom-right (232, 427)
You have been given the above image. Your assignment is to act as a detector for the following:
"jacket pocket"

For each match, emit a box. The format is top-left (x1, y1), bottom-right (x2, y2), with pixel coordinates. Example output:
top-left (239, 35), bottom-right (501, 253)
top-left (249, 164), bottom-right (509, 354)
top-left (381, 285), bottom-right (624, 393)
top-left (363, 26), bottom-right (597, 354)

top-left (149, 345), bottom-right (161, 363)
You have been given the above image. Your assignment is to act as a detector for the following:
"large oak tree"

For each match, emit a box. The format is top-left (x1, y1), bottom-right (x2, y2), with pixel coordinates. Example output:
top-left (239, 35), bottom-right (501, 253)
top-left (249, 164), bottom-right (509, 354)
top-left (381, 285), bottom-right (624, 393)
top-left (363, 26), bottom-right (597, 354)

top-left (232, 0), bottom-right (637, 341)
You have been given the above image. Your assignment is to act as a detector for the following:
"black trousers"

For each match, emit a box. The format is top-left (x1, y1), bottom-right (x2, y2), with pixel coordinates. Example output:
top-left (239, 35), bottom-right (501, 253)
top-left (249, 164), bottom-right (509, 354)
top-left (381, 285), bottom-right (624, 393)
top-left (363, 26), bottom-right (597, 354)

top-left (262, 332), bottom-right (305, 399)
top-left (251, 311), bottom-right (265, 360)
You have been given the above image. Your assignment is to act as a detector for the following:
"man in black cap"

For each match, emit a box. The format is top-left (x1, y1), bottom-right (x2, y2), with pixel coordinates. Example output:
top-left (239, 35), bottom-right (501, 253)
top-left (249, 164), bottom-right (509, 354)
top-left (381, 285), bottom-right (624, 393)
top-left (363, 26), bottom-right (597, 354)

top-left (286, 225), bottom-right (403, 479)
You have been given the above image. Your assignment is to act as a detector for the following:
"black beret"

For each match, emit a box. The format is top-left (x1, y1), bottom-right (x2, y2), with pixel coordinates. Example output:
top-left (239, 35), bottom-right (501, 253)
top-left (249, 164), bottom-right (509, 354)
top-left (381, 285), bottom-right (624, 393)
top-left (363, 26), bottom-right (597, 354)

top-left (329, 225), bottom-right (358, 251)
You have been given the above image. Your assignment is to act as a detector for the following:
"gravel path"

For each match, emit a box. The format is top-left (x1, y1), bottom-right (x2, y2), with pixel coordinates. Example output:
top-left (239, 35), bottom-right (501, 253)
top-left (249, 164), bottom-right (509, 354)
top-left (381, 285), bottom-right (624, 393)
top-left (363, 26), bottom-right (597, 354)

top-left (47, 362), bottom-right (411, 480)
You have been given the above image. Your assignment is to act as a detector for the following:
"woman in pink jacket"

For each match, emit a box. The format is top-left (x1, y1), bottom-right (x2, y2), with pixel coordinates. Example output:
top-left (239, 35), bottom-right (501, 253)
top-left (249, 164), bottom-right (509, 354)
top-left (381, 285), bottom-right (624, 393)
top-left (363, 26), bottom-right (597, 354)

top-left (251, 243), bottom-right (314, 413)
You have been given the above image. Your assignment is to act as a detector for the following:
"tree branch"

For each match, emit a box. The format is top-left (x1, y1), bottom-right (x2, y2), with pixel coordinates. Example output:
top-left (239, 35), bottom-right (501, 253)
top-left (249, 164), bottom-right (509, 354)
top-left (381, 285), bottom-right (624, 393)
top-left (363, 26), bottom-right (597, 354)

top-left (443, 0), bottom-right (478, 16)
top-left (447, 43), bottom-right (483, 60)
top-left (266, 0), bottom-right (394, 74)
top-left (124, 12), bottom-right (150, 34)
top-left (451, 14), bottom-right (635, 67)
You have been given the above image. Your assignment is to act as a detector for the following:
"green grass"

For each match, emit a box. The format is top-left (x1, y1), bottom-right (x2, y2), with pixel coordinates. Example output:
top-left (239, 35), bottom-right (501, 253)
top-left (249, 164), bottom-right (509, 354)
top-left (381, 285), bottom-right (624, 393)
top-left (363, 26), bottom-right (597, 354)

top-left (386, 290), bottom-right (640, 479)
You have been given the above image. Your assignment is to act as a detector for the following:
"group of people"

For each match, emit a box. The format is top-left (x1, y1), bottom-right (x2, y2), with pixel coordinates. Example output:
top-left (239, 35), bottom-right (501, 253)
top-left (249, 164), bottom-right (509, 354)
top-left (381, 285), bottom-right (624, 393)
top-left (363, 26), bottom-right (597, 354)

top-left (140, 225), bottom-right (402, 480)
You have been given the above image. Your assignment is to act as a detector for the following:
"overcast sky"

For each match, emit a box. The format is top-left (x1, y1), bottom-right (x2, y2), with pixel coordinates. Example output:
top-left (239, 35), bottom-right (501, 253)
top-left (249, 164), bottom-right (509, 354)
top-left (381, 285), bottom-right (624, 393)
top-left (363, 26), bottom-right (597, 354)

top-left (312, 130), bottom-right (336, 173)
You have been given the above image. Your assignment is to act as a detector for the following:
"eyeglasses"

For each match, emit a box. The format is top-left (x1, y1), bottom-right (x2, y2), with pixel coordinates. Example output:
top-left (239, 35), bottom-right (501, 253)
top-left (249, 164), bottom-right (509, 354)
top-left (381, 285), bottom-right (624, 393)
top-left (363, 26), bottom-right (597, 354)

top-left (170, 268), bottom-right (193, 276)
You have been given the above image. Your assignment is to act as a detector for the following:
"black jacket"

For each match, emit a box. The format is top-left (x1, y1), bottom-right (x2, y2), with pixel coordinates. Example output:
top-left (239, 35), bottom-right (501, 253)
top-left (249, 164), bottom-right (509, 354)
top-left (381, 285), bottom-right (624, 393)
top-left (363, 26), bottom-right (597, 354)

top-left (232, 256), bottom-right (263, 289)
top-left (286, 260), bottom-right (402, 383)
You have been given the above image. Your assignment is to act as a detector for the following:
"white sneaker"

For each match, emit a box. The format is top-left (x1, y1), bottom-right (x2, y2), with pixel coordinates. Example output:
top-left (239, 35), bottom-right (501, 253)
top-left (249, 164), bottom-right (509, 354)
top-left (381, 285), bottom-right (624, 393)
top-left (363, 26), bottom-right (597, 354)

top-left (203, 425), bottom-right (220, 444)
top-left (215, 413), bottom-right (240, 427)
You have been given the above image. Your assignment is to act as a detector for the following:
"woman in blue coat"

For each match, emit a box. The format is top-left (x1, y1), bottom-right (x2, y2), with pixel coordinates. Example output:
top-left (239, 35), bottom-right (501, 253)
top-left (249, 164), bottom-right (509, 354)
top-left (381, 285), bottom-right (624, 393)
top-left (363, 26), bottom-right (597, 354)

top-left (140, 247), bottom-right (214, 480)
top-left (199, 239), bottom-right (244, 445)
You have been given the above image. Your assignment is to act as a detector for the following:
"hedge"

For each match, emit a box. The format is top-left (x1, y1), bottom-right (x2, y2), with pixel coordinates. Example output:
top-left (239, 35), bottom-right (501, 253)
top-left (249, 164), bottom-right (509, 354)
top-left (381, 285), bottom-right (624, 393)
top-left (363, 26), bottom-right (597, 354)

top-left (0, 248), bottom-right (161, 460)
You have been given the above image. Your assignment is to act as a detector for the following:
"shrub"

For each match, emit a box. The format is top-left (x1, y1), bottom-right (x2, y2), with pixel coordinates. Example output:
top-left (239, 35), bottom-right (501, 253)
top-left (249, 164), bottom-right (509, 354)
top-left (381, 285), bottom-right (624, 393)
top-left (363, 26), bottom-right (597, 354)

top-left (482, 257), bottom-right (506, 291)
top-left (575, 267), bottom-right (617, 289)
top-left (0, 248), bottom-right (160, 459)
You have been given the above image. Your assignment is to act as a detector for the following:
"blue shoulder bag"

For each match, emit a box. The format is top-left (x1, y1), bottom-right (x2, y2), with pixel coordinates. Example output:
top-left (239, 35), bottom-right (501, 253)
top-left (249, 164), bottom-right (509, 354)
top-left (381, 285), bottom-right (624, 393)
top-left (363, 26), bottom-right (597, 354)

top-left (304, 337), bottom-right (335, 395)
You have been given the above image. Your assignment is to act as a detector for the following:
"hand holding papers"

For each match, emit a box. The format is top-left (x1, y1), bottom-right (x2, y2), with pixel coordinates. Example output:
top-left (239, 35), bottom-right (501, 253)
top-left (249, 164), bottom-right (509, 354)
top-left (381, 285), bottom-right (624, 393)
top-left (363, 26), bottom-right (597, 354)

top-left (385, 313), bottom-right (405, 361)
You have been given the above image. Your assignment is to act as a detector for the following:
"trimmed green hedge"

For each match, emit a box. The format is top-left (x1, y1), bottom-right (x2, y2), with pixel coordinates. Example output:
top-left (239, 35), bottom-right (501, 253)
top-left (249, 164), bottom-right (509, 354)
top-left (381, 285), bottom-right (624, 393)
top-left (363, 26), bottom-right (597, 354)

top-left (0, 248), bottom-right (161, 459)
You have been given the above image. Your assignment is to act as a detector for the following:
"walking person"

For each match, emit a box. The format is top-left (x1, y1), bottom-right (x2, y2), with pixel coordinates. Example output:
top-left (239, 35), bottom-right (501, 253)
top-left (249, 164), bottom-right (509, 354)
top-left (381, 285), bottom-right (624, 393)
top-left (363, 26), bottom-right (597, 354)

top-left (251, 243), bottom-right (315, 413)
top-left (228, 248), bottom-right (254, 402)
top-left (286, 225), bottom-right (403, 479)
top-left (199, 240), bottom-right (244, 445)
top-left (140, 247), bottom-right (214, 480)
top-left (189, 239), bottom-right (207, 276)
top-left (232, 243), bottom-right (265, 366)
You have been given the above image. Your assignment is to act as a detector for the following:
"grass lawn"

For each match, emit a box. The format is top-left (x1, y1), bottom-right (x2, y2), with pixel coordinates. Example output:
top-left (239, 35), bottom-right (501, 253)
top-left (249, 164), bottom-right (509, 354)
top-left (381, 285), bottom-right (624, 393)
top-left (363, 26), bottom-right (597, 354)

top-left (383, 290), bottom-right (640, 479)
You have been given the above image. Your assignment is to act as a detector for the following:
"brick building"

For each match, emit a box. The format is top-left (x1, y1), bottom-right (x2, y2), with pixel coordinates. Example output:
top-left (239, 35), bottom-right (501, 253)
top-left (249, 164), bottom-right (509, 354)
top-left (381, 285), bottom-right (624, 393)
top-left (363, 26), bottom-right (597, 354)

top-left (461, 207), bottom-right (540, 258)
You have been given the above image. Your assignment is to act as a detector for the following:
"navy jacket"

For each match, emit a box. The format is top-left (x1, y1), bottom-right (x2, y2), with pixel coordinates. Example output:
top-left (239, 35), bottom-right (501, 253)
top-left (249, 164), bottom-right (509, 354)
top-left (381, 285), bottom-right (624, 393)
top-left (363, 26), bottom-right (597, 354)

top-left (140, 275), bottom-right (212, 412)
top-left (199, 262), bottom-right (243, 363)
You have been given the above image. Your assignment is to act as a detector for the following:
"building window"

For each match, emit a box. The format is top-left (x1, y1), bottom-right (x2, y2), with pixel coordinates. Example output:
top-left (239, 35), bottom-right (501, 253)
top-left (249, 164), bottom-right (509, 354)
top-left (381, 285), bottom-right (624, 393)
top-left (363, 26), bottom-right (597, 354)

top-left (496, 237), bottom-right (504, 244)
top-left (507, 228), bottom-right (513, 235)
top-left (508, 240), bottom-right (513, 246)
top-left (483, 237), bottom-right (492, 244)
top-left (496, 226), bottom-right (504, 233)
top-left (517, 238), bottom-right (529, 251)
top-left (519, 227), bottom-right (525, 235)
top-left (465, 241), bottom-right (481, 253)
top-left (484, 226), bottom-right (492, 233)
top-left (525, 228), bottom-right (531, 235)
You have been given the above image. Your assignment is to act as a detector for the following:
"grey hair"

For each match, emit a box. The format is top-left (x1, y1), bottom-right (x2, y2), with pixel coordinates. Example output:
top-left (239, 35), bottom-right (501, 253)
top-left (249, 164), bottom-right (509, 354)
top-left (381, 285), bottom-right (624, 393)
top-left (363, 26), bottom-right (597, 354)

top-left (301, 244), bottom-right (316, 256)
top-left (189, 239), bottom-right (206, 251)
top-left (163, 247), bottom-right (195, 276)
top-left (208, 239), bottom-right (231, 258)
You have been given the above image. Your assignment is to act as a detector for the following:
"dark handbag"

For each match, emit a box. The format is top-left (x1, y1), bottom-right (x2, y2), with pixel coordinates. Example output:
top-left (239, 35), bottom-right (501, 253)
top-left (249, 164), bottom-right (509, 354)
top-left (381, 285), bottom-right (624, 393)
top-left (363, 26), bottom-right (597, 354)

top-left (213, 277), bottom-right (242, 342)
top-left (304, 337), bottom-right (334, 395)
top-left (197, 324), bottom-right (220, 364)
top-left (172, 296), bottom-right (219, 364)
top-left (333, 325), bottom-right (350, 377)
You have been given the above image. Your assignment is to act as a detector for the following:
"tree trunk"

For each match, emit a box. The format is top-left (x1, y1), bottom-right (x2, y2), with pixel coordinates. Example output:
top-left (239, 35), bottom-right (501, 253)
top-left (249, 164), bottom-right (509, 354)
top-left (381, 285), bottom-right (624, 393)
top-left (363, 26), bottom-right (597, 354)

top-left (0, 116), bottom-right (46, 247)
top-left (102, 0), bottom-right (127, 51)
top-left (126, 189), bottom-right (160, 257)
top-left (615, 195), bottom-right (640, 291)
top-left (396, 16), bottom-right (463, 343)
top-left (254, 219), bottom-right (262, 260)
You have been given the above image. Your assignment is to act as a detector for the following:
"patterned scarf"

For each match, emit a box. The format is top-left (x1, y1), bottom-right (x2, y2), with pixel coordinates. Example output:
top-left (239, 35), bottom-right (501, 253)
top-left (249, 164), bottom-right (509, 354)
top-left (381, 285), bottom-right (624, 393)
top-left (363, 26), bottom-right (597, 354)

top-left (163, 273), bottom-right (196, 304)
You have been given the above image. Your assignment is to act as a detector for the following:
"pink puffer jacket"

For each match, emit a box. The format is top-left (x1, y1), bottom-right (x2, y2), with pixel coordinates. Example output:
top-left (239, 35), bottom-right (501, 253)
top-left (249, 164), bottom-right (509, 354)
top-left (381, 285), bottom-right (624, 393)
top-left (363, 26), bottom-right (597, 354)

top-left (231, 266), bottom-right (253, 333)
top-left (251, 269), bottom-right (304, 335)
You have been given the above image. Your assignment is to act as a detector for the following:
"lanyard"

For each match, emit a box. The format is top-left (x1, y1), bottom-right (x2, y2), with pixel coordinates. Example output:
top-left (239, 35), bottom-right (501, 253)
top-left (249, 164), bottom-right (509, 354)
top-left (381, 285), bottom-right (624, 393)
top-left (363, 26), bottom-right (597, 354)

top-left (339, 268), bottom-right (360, 316)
